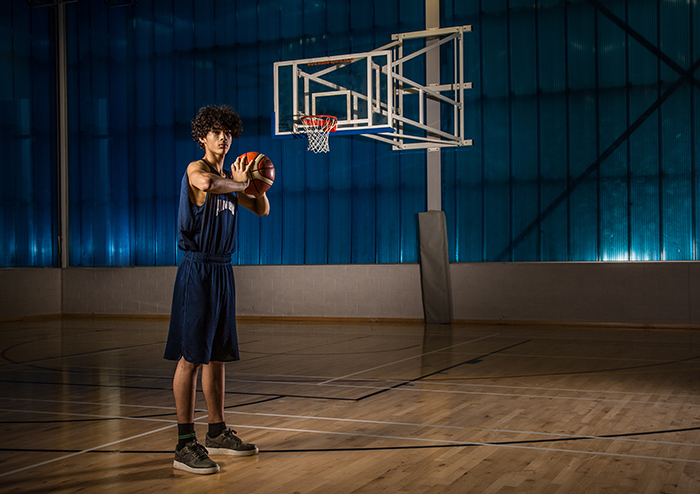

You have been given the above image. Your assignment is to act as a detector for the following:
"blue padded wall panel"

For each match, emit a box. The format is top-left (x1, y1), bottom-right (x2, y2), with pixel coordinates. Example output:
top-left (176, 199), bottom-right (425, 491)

top-left (537, 4), bottom-right (568, 261)
top-left (328, 138), bottom-right (353, 264)
top-left (567, 2), bottom-right (599, 261)
top-left (444, 0), bottom-right (700, 262)
top-left (627, 1), bottom-right (660, 261)
top-left (509, 1), bottom-right (539, 261)
top-left (443, 0), bottom-right (483, 262)
top-left (597, 6), bottom-right (629, 261)
top-left (376, 148), bottom-right (402, 264)
top-left (0, 0), bottom-right (57, 267)
top-left (660, 0), bottom-right (693, 260)
top-left (480, 4), bottom-right (511, 262)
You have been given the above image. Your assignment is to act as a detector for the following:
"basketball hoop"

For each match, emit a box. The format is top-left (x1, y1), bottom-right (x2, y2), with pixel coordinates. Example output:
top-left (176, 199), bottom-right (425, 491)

top-left (300, 115), bottom-right (337, 154)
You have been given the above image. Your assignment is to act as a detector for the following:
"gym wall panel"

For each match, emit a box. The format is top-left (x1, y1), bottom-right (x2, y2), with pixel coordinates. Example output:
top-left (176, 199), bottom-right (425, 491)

top-left (6, 0), bottom-right (700, 267)
top-left (537, 4), bottom-right (568, 262)
top-left (597, 4), bottom-right (629, 261)
top-left (509, 1), bottom-right (539, 262)
top-left (444, 0), bottom-right (700, 263)
top-left (480, 4), bottom-right (511, 262)
top-left (0, 0), bottom-right (57, 268)
top-left (627, 0), bottom-right (660, 261)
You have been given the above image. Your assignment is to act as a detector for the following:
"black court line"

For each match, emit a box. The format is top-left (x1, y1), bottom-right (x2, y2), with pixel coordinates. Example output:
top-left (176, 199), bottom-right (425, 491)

top-left (0, 341), bottom-right (164, 367)
top-left (4, 339), bottom-right (699, 404)
top-left (0, 378), bottom-right (359, 402)
top-left (0, 339), bottom-right (550, 404)
top-left (0, 340), bottom-right (534, 403)
top-left (2, 424), bottom-right (699, 455)
top-left (224, 396), bottom-right (285, 409)
top-left (355, 340), bottom-right (533, 401)
top-left (0, 397), bottom-right (287, 426)
top-left (243, 344), bottom-right (421, 357)
top-left (0, 418), bottom-right (124, 424)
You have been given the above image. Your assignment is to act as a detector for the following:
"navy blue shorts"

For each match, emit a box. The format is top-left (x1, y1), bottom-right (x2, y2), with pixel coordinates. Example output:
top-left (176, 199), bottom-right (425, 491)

top-left (164, 251), bottom-right (240, 364)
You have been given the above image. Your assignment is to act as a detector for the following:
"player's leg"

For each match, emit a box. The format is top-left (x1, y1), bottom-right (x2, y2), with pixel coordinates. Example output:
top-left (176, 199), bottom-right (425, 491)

top-left (174, 357), bottom-right (200, 424)
top-left (203, 361), bottom-right (259, 456)
top-left (202, 360), bottom-right (226, 424)
top-left (173, 357), bottom-right (220, 474)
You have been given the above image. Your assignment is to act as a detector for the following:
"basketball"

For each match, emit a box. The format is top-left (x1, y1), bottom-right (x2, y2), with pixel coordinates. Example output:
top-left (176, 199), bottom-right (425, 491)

top-left (240, 151), bottom-right (275, 195)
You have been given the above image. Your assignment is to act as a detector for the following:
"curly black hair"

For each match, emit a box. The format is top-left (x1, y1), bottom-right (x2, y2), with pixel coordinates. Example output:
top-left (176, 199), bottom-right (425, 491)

top-left (191, 105), bottom-right (243, 149)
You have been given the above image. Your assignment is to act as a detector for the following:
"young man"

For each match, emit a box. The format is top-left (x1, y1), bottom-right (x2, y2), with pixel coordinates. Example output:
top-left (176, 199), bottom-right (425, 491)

top-left (164, 105), bottom-right (270, 475)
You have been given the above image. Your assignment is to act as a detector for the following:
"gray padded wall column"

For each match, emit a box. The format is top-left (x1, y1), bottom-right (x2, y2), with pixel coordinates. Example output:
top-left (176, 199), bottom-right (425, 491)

top-left (418, 211), bottom-right (454, 323)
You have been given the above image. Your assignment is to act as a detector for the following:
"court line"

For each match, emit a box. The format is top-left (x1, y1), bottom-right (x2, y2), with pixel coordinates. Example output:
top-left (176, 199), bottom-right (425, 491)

top-left (223, 410), bottom-right (700, 448)
top-left (317, 333), bottom-right (501, 385)
top-left (334, 378), bottom-right (700, 400)
top-left (8, 364), bottom-right (700, 401)
top-left (3, 401), bottom-right (699, 451)
top-left (226, 372), bottom-right (700, 400)
top-left (327, 382), bottom-right (700, 407)
top-left (7, 369), bottom-right (700, 408)
top-left (217, 376), bottom-right (700, 407)
top-left (0, 417), bottom-right (185, 479)
top-left (226, 423), bottom-right (700, 464)
top-left (354, 340), bottom-right (534, 401)
top-left (0, 407), bottom-right (176, 424)
top-left (1, 397), bottom-right (178, 411)
top-left (2, 406), bottom-right (698, 468)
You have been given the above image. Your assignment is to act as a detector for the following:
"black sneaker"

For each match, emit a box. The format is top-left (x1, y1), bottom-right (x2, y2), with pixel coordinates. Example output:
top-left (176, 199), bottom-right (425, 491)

top-left (173, 439), bottom-right (220, 475)
top-left (205, 429), bottom-right (259, 456)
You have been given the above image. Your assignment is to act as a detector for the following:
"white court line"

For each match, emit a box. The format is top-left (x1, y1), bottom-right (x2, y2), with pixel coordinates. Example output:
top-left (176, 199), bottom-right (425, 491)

top-left (3, 401), bottom-right (699, 449)
top-left (0, 422), bottom-right (175, 479)
top-left (227, 423), bottom-right (700, 464)
top-left (317, 333), bottom-right (501, 385)
top-left (223, 410), bottom-right (700, 448)
top-left (219, 376), bottom-right (700, 408)
top-left (5, 402), bottom-right (699, 449)
top-left (0, 410), bottom-right (209, 479)
top-left (5, 400), bottom-right (699, 451)
top-left (225, 372), bottom-right (700, 400)
top-left (2, 406), bottom-right (699, 477)
top-left (379, 380), bottom-right (700, 400)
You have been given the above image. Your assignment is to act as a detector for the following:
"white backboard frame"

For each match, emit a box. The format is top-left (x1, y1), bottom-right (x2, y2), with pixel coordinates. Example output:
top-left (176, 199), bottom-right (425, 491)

top-left (272, 25), bottom-right (473, 151)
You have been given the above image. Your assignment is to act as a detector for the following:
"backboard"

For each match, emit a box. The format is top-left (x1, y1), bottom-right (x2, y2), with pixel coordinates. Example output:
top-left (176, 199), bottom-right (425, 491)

top-left (273, 51), bottom-right (395, 138)
top-left (272, 25), bottom-right (473, 151)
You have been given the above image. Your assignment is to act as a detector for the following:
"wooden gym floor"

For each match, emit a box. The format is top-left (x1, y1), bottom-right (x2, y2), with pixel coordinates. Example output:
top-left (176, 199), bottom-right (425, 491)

top-left (1, 318), bottom-right (700, 493)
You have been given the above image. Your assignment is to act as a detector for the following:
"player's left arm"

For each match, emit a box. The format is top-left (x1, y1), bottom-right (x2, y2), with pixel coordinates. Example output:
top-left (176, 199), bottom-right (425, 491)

top-left (239, 191), bottom-right (270, 217)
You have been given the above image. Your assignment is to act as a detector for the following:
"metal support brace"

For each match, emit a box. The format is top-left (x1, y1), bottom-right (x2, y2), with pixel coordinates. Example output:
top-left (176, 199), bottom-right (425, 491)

top-left (56, 2), bottom-right (69, 267)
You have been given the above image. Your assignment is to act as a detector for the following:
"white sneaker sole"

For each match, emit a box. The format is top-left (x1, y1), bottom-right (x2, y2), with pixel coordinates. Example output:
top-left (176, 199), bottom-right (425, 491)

top-left (173, 460), bottom-right (220, 474)
top-left (206, 446), bottom-right (259, 456)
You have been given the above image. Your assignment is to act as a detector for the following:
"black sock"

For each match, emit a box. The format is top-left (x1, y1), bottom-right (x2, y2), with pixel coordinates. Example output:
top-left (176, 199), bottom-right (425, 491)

top-left (177, 423), bottom-right (196, 451)
top-left (208, 421), bottom-right (226, 438)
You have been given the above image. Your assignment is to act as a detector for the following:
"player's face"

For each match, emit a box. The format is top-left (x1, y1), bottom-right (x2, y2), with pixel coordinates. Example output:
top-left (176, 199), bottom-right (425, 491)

top-left (201, 128), bottom-right (232, 156)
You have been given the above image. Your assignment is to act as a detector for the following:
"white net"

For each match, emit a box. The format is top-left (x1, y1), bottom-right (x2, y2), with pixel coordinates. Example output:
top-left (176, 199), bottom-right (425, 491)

top-left (301, 116), bottom-right (337, 154)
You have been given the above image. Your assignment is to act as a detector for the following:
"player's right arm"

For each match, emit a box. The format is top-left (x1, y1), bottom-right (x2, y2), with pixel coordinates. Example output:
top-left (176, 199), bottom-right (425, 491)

top-left (186, 159), bottom-right (250, 206)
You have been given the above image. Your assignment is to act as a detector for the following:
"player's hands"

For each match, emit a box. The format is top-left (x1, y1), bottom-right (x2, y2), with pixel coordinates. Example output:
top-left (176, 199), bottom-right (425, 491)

top-left (231, 155), bottom-right (253, 184)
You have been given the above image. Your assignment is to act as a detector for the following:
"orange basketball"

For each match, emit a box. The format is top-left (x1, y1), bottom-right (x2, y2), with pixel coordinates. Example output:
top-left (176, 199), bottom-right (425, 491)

top-left (240, 152), bottom-right (275, 195)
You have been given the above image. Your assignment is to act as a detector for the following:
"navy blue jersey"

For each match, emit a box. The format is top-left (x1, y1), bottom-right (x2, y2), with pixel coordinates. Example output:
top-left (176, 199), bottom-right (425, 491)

top-left (177, 160), bottom-right (238, 255)
top-left (165, 160), bottom-right (241, 364)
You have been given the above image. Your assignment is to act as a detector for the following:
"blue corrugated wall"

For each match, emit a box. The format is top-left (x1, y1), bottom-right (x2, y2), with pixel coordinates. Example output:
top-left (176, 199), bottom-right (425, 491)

top-left (2, 0), bottom-right (700, 266)
top-left (1, 0), bottom-right (57, 267)
top-left (444, 0), bottom-right (700, 262)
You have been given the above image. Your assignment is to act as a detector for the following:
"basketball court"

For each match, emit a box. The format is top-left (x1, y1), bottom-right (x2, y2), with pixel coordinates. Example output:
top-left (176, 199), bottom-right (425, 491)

top-left (2, 317), bottom-right (700, 493)
top-left (5, 0), bottom-right (700, 492)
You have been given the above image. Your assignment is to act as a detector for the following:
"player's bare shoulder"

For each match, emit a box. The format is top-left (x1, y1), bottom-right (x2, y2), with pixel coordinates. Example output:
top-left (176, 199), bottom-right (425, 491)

top-left (186, 160), bottom-right (210, 205)
top-left (187, 159), bottom-right (209, 177)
